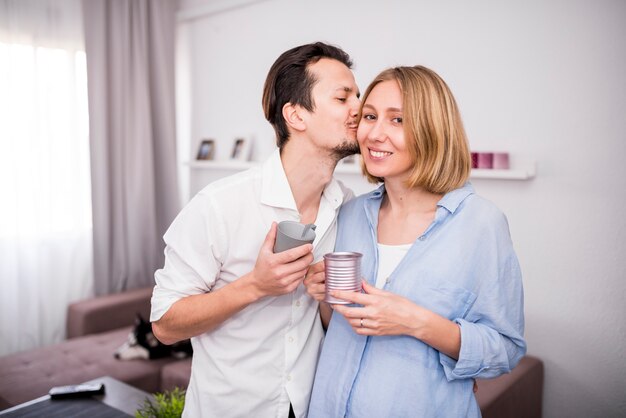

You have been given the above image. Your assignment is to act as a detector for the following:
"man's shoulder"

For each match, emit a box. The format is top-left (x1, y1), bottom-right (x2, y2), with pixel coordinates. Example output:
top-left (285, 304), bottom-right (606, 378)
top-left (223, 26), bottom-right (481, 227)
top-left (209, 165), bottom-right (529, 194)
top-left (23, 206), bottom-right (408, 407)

top-left (195, 165), bottom-right (262, 202)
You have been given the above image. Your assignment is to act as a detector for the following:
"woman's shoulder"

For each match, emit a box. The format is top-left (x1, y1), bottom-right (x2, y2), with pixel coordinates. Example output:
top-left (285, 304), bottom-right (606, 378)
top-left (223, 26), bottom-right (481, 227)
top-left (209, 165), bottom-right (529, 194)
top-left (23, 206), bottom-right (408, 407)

top-left (459, 192), bottom-right (511, 234)
top-left (464, 193), bottom-right (503, 215)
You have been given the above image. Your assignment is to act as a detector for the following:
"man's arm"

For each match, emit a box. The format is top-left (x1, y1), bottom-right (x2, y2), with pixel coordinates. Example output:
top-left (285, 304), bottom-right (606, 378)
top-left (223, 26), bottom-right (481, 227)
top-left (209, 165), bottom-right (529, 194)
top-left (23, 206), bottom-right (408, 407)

top-left (153, 223), bottom-right (314, 345)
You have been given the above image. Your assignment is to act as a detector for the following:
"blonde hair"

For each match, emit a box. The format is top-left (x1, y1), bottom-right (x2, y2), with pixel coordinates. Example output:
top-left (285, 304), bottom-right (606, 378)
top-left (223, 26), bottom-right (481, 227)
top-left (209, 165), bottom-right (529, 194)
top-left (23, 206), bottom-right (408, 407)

top-left (359, 66), bottom-right (471, 194)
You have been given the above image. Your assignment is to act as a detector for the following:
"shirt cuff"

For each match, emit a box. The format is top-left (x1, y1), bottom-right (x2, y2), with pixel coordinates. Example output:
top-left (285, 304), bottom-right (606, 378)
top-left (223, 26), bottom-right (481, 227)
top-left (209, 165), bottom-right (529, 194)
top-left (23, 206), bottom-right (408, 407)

top-left (439, 318), bottom-right (508, 380)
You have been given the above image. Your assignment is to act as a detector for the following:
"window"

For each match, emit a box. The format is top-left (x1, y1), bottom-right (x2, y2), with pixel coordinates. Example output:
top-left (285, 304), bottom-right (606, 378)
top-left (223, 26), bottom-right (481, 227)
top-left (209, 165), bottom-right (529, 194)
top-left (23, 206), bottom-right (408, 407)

top-left (0, 0), bottom-right (93, 355)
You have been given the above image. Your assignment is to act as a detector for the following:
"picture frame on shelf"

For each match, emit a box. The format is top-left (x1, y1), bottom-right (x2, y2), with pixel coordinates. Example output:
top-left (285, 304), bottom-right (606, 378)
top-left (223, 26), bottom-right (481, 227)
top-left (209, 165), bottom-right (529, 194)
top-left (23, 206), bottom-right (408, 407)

top-left (196, 139), bottom-right (215, 160)
top-left (230, 137), bottom-right (252, 161)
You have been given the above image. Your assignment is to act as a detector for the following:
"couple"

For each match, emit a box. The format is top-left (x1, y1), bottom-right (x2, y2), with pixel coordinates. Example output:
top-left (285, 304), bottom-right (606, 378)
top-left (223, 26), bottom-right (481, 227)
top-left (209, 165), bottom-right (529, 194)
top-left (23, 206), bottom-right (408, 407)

top-left (150, 42), bottom-right (526, 418)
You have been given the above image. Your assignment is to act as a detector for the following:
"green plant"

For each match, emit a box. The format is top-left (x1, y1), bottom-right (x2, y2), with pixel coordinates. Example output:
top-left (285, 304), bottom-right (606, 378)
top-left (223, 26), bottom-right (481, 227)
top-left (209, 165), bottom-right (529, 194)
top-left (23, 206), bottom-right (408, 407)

top-left (135, 387), bottom-right (186, 418)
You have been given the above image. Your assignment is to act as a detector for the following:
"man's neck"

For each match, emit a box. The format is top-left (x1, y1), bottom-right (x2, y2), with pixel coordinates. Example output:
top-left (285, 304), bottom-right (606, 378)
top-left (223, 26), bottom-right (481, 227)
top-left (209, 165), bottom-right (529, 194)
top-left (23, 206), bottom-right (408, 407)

top-left (280, 141), bottom-right (337, 224)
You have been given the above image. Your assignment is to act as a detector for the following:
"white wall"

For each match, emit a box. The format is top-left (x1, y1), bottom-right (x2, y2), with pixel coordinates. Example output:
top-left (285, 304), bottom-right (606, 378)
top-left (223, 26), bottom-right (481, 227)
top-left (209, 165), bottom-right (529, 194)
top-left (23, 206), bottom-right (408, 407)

top-left (177, 1), bottom-right (626, 417)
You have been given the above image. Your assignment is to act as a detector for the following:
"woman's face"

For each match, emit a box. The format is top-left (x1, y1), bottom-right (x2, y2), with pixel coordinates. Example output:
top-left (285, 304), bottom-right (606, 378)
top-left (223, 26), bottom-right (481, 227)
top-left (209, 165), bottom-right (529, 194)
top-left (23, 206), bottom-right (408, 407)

top-left (357, 80), bottom-right (413, 183)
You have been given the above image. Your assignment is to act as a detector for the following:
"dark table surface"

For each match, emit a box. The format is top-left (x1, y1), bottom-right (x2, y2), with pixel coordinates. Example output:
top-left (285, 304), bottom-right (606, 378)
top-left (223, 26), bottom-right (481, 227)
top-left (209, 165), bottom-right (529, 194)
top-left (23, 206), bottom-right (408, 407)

top-left (0, 376), bottom-right (154, 417)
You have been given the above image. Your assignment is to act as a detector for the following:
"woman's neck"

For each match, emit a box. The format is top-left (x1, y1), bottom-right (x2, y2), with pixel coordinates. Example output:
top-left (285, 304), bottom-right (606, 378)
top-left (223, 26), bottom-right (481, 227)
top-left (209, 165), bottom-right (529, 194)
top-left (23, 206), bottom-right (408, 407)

top-left (377, 178), bottom-right (443, 245)
top-left (382, 178), bottom-right (442, 216)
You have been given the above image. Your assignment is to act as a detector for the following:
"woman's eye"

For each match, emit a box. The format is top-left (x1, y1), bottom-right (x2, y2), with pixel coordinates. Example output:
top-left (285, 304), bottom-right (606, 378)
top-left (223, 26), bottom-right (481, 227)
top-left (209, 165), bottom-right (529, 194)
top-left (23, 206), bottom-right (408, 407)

top-left (392, 117), bottom-right (403, 124)
top-left (362, 114), bottom-right (376, 121)
top-left (337, 97), bottom-right (347, 102)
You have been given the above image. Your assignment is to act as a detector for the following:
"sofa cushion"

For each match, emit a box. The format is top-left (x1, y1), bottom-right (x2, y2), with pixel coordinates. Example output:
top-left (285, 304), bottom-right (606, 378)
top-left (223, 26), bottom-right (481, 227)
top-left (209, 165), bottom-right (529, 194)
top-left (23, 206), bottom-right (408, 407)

top-left (67, 287), bottom-right (154, 338)
top-left (0, 327), bottom-right (178, 410)
top-left (160, 358), bottom-right (192, 392)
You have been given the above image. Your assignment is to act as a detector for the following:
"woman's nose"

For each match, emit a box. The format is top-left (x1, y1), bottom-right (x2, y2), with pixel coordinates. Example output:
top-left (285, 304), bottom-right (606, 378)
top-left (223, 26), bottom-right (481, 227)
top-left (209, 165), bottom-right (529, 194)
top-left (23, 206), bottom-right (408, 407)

top-left (367, 121), bottom-right (387, 142)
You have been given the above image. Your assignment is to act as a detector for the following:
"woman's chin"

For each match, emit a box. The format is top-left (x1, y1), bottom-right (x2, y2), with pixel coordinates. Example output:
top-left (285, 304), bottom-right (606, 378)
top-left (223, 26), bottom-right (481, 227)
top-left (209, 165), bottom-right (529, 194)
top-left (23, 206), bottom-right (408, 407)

top-left (364, 167), bottom-right (386, 179)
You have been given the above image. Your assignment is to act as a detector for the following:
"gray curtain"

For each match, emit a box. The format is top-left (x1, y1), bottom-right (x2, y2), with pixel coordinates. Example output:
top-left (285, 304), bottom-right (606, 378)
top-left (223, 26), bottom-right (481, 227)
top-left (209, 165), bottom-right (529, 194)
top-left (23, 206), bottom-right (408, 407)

top-left (83, 0), bottom-right (180, 295)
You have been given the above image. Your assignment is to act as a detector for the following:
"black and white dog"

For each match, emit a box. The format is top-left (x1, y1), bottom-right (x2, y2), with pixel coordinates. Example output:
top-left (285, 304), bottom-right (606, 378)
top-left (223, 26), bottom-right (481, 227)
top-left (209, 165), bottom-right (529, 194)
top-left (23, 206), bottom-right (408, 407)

top-left (114, 314), bottom-right (192, 360)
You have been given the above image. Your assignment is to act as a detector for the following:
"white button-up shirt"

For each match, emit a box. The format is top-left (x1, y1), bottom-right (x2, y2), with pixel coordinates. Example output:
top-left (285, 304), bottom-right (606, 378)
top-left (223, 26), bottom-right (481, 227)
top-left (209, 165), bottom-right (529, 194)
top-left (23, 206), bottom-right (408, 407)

top-left (151, 150), bottom-right (352, 418)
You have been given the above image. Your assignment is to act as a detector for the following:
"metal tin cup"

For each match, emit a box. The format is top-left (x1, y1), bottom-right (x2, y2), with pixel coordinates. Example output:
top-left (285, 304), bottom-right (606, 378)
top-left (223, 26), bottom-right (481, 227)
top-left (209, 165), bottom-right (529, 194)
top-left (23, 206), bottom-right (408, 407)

top-left (324, 252), bottom-right (362, 304)
top-left (273, 221), bottom-right (316, 253)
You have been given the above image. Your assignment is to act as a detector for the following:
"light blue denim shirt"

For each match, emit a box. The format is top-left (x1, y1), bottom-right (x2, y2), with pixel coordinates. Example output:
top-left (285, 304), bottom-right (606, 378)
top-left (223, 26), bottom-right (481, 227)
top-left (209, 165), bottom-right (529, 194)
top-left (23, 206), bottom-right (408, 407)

top-left (308, 183), bottom-right (526, 418)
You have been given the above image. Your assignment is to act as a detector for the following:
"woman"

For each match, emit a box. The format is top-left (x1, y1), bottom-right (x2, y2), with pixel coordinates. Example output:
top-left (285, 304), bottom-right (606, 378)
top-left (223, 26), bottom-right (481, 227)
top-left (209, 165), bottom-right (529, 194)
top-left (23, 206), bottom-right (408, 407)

top-left (305, 66), bottom-right (526, 417)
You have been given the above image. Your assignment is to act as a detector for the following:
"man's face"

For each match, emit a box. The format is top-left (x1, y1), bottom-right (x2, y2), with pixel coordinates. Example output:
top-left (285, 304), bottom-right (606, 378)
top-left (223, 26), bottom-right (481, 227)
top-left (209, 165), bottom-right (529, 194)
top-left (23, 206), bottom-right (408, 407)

top-left (300, 58), bottom-right (360, 160)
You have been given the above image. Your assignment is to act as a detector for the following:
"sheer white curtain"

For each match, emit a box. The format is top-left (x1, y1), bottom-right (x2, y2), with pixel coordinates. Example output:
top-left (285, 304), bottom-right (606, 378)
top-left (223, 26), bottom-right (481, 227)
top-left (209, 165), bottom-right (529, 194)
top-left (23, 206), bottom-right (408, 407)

top-left (0, 0), bottom-right (93, 356)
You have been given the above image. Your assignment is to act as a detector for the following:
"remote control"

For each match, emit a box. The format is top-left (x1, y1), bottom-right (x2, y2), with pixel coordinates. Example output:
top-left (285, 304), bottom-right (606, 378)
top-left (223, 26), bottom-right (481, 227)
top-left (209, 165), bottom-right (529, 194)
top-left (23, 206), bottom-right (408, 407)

top-left (49, 382), bottom-right (105, 399)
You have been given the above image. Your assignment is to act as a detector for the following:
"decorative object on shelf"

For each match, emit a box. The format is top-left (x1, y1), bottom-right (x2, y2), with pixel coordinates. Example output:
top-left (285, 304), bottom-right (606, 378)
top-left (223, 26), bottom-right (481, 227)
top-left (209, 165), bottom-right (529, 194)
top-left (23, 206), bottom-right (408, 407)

top-left (230, 137), bottom-right (252, 161)
top-left (477, 152), bottom-right (494, 169)
top-left (196, 139), bottom-right (215, 160)
top-left (471, 152), bottom-right (479, 169)
top-left (471, 151), bottom-right (510, 170)
top-left (492, 152), bottom-right (510, 170)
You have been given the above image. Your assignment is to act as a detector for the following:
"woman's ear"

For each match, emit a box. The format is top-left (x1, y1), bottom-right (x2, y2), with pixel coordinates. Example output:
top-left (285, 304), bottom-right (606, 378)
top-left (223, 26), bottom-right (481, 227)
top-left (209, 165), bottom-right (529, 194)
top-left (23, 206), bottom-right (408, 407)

top-left (282, 103), bottom-right (306, 132)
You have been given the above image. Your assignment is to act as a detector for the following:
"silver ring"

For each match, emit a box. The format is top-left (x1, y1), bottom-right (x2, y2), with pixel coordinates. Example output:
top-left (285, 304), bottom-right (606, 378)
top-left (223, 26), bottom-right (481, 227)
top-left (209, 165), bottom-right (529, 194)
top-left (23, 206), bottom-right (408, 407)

top-left (360, 318), bottom-right (364, 327)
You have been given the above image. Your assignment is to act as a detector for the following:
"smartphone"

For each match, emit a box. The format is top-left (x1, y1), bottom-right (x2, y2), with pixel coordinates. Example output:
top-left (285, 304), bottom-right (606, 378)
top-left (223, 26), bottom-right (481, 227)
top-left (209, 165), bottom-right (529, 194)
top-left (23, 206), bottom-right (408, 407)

top-left (49, 382), bottom-right (105, 399)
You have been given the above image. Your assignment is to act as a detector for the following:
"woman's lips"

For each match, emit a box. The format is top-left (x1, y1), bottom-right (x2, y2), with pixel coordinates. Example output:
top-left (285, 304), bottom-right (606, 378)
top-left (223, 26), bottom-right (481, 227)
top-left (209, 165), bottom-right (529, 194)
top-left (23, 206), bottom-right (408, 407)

top-left (368, 148), bottom-right (392, 159)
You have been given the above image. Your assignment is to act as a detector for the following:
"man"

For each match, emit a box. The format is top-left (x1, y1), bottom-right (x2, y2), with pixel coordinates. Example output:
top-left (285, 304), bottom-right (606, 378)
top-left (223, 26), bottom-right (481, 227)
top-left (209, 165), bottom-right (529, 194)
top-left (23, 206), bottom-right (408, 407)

top-left (150, 42), bottom-right (360, 418)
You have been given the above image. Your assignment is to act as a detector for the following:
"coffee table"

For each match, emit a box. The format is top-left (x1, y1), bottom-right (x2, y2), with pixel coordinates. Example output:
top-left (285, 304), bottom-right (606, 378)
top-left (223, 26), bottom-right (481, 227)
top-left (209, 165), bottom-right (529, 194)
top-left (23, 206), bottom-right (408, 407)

top-left (0, 376), bottom-right (154, 417)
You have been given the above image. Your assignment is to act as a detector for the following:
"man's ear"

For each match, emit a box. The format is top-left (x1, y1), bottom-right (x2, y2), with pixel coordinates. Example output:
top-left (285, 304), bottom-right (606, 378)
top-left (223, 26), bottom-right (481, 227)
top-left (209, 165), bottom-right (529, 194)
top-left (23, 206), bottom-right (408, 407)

top-left (282, 103), bottom-right (306, 132)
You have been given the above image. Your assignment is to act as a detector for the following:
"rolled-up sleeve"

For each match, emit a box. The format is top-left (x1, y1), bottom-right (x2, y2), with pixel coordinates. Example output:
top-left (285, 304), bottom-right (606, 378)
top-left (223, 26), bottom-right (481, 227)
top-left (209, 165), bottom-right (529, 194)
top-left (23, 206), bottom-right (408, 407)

top-left (150, 193), bottom-right (226, 322)
top-left (439, 216), bottom-right (526, 380)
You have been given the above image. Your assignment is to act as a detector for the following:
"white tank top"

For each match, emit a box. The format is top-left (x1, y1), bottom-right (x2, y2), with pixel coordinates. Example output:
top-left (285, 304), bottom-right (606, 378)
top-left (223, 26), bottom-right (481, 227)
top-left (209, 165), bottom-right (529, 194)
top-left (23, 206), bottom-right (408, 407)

top-left (375, 242), bottom-right (412, 288)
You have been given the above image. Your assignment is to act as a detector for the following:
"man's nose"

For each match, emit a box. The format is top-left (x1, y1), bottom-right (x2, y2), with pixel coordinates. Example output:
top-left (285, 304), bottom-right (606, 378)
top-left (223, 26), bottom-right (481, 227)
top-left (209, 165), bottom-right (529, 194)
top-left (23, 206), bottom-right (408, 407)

top-left (349, 97), bottom-right (361, 118)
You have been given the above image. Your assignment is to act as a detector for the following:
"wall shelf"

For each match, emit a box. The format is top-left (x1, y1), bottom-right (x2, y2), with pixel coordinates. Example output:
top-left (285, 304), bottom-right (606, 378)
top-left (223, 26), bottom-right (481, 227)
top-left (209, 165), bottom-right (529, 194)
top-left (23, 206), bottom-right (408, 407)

top-left (185, 158), bottom-right (535, 197)
top-left (336, 161), bottom-right (537, 180)
top-left (187, 160), bottom-right (256, 170)
top-left (470, 163), bottom-right (536, 180)
top-left (187, 160), bottom-right (537, 179)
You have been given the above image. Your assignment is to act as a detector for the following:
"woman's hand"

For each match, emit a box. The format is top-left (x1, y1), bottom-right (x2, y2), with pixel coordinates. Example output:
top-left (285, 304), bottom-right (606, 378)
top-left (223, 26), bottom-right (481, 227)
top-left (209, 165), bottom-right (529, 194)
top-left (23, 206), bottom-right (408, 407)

top-left (331, 280), bottom-right (427, 337)
top-left (303, 260), bottom-right (326, 302)
top-left (332, 280), bottom-right (461, 359)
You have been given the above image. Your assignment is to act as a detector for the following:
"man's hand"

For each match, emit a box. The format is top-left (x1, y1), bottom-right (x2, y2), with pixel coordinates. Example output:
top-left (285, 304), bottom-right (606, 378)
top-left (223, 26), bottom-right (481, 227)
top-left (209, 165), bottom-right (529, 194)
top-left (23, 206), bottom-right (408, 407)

top-left (246, 222), bottom-right (314, 299)
top-left (303, 260), bottom-right (326, 302)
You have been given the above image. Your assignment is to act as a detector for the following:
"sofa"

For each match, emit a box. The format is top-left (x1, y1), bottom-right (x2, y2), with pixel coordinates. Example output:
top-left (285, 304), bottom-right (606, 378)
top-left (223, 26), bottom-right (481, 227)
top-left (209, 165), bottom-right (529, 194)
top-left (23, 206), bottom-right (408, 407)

top-left (0, 287), bottom-right (190, 410)
top-left (0, 288), bottom-right (544, 417)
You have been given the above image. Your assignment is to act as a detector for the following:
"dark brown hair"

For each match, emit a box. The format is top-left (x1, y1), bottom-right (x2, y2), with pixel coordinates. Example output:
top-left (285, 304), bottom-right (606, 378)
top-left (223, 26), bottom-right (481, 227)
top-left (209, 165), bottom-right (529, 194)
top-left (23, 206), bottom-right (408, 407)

top-left (262, 42), bottom-right (353, 149)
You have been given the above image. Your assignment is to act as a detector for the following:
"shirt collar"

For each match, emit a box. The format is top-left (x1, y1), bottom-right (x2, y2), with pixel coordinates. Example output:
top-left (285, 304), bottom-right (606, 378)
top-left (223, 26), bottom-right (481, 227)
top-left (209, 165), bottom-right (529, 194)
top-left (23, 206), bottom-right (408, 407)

top-left (365, 182), bottom-right (474, 214)
top-left (322, 175), bottom-right (347, 210)
top-left (367, 184), bottom-right (386, 200)
top-left (437, 182), bottom-right (474, 213)
top-left (260, 148), bottom-right (347, 211)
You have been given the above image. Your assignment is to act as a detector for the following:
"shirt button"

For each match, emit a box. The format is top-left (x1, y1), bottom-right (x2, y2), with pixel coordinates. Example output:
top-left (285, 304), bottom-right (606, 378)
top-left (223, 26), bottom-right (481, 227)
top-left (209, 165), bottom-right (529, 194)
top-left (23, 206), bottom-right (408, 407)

top-left (295, 300), bottom-right (301, 307)
top-left (419, 235), bottom-right (426, 241)
top-left (385, 277), bottom-right (391, 284)
top-left (287, 375), bottom-right (292, 381)
top-left (288, 336), bottom-right (294, 343)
